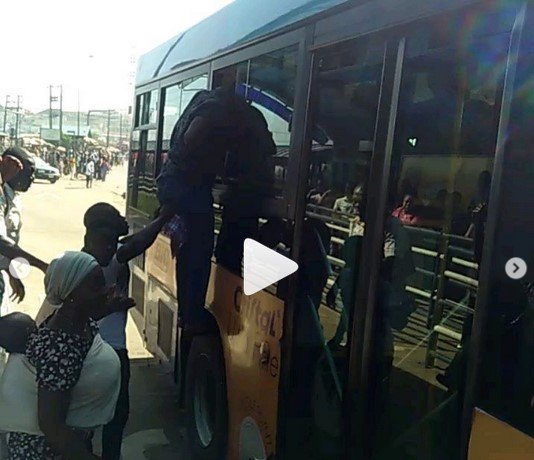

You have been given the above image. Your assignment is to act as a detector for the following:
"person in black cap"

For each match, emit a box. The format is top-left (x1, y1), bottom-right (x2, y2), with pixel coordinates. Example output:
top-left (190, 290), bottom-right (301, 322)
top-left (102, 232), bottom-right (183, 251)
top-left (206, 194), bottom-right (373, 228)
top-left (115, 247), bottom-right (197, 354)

top-left (82, 203), bottom-right (134, 460)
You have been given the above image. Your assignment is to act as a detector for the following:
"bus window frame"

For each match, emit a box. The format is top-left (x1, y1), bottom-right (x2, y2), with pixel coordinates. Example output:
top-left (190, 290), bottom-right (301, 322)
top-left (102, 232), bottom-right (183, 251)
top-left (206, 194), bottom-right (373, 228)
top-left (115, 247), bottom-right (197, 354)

top-left (461, 3), bottom-right (528, 454)
top-left (134, 80), bottom-right (160, 131)
top-left (156, 65), bottom-right (211, 177)
top-left (288, 26), bottom-right (402, 458)
top-left (210, 28), bottom-right (307, 219)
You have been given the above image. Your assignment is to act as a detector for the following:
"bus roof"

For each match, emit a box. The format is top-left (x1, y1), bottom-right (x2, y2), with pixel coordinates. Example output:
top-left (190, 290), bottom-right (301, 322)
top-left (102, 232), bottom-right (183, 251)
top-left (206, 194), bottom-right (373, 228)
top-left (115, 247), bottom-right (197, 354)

top-left (135, 0), bottom-right (349, 86)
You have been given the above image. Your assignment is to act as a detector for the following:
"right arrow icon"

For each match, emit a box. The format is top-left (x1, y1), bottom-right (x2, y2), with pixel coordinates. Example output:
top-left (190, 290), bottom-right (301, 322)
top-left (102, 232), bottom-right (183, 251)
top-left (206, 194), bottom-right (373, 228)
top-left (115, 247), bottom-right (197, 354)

top-left (243, 239), bottom-right (299, 296)
top-left (505, 257), bottom-right (527, 280)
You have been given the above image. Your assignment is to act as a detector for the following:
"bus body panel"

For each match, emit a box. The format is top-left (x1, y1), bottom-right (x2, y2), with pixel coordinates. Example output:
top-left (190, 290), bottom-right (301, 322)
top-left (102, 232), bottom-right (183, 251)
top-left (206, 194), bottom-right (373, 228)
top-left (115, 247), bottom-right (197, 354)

top-left (206, 265), bottom-right (284, 460)
top-left (468, 409), bottom-right (534, 459)
top-left (143, 234), bottom-right (178, 364)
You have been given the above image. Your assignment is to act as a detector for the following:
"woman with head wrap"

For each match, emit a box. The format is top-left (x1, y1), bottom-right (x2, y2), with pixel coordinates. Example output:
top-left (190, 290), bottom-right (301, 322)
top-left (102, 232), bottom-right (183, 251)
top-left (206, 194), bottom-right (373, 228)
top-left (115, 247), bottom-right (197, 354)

top-left (2, 251), bottom-right (120, 459)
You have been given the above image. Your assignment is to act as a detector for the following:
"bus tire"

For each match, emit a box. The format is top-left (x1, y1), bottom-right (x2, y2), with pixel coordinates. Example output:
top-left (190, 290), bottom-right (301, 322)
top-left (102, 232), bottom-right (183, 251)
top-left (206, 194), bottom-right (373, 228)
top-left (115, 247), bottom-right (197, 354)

top-left (185, 335), bottom-right (227, 460)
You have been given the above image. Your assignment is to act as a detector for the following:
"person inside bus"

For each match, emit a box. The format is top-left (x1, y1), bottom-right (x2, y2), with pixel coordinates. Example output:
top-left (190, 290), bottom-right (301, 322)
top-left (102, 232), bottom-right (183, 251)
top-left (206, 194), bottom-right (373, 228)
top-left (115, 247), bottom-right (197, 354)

top-left (449, 191), bottom-right (470, 235)
top-left (1, 251), bottom-right (121, 460)
top-left (391, 194), bottom-right (422, 226)
top-left (332, 182), bottom-right (358, 215)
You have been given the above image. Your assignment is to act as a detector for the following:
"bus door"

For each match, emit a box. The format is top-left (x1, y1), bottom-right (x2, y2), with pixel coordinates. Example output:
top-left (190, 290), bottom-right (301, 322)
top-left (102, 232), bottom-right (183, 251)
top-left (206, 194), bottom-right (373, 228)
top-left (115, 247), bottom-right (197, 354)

top-left (353, 5), bottom-right (518, 460)
top-left (189, 45), bottom-right (300, 460)
top-left (284, 33), bottom-right (387, 459)
top-left (468, 3), bottom-right (534, 456)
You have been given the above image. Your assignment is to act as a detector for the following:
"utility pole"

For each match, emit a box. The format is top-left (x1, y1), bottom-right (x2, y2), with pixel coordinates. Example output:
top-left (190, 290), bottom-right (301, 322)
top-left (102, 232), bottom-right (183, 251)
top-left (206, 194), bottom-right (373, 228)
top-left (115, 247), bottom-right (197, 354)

top-left (3, 95), bottom-right (10, 132)
top-left (49, 86), bottom-right (53, 128)
top-left (76, 89), bottom-right (81, 154)
top-left (59, 85), bottom-right (63, 142)
top-left (14, 96), bottom-right (22, 146)
top-left (106, 109), bottom-right (111, 147)
top-left (119, 113), bottom-right (123, 146)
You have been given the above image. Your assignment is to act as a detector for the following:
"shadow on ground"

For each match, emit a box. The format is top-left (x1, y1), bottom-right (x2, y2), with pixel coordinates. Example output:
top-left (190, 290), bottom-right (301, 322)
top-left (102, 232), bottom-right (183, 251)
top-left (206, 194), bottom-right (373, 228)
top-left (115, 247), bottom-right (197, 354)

top-left (94, 360), bottom-right (189, 459)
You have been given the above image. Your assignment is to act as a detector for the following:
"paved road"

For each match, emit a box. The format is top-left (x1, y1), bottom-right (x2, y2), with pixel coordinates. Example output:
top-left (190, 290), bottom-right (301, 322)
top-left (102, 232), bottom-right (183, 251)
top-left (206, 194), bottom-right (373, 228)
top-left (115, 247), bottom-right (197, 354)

top-left (10, 165), bottom-right (186, 458)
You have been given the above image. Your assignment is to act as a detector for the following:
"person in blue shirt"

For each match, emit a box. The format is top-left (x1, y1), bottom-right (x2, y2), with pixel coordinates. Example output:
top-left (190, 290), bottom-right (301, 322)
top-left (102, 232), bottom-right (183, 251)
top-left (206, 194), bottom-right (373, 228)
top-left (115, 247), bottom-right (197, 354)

top-left (81, 203), bottom-right (134, 460)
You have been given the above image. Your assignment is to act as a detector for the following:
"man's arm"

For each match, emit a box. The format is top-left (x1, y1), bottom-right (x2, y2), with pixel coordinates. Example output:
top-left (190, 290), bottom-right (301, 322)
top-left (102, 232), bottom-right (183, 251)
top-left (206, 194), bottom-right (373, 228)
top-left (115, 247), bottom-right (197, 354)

top-left (38, 389), bottom-right (99, 460)
top-left (116, 212), bottom-right (173, 264)
top-left (0, 235), bottom-right (48, 273)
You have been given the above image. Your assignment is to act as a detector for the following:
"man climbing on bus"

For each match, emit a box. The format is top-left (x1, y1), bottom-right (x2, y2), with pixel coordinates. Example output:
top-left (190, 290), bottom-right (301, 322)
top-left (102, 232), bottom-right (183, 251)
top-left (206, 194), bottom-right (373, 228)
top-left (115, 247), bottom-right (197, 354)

top-left (117, 77), bottom-right (268, 336)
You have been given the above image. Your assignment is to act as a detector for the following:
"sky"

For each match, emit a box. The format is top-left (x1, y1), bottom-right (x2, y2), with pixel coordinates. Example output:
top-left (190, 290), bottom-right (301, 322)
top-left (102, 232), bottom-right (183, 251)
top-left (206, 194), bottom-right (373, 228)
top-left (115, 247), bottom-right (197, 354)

top-left (0, 0), bottom-right (234, 113)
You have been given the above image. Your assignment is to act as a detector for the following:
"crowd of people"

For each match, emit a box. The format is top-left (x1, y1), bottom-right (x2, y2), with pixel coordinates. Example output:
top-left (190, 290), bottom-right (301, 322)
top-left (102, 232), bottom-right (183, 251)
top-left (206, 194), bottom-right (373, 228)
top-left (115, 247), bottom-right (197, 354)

top-left (307, 170), bottom-right (490, 240)
top-left (42, 150), bottom-right (121, 188)
top-left (0, 78), bottom-right (277, 459)
top-left (0, 145), bottom-right (138, 459)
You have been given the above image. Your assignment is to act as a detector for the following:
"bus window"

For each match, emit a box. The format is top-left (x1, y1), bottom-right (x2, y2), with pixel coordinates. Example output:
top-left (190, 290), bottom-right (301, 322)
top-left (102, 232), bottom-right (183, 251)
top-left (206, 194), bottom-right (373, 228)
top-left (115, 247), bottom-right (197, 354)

top-left (161, 74), bottom-right (209, 164)
top-left (134, 128), bottom-right (158, 217)
top-left (211, 47), bottom-right (298, 276)
top-left (286, 36), bottom-right (386, 459)
top-left (476, 46), bottom-right (534, 438)
top-left (212, 46), bottom-right (298, 198)
top-left (134, 94), bottom-right (143, 127)
top-left (247, 47), bottom-right (298, 189)
top-left (128, 129), bottom-right (141, 208)
top-left (141, 89), bottom-right (158, 125)
top-left (366, 12), bottom-right (512, 459)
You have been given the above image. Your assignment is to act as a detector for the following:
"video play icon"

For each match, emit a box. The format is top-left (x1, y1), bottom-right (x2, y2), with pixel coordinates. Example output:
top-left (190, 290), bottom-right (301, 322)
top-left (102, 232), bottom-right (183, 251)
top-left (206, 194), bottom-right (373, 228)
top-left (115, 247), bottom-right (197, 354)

top-left (243, 239), bottom-right (299, 296)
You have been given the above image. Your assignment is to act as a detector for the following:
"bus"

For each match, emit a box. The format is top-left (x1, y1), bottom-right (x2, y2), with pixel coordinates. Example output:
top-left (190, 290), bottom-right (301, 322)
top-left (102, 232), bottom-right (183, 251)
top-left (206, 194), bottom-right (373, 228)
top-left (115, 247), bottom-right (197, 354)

top-left (127, 0), bottom-right (533, 459)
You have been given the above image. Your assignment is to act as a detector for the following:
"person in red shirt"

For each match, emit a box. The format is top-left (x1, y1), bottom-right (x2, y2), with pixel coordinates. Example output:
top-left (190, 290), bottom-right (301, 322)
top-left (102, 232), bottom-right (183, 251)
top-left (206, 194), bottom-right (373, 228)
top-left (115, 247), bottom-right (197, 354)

top-left (391, 194), bottom-right (421, 226)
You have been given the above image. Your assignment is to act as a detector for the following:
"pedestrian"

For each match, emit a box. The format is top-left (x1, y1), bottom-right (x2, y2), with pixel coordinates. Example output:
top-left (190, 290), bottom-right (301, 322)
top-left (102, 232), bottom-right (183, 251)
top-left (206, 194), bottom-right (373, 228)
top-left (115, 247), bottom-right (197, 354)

top-left (0, 251), bottom-right (122, 460)
top-left (0, 147), bottom-right (35, 316)
top-left (95, 158), bottom-right (102, 181)
top-left (85, 158), bottom-right (95, 189)
top-left (100, 158), bottom-right (110, 182)
top-left (70, 155), bottom-right (76, 180)
top-left (33, 203), bottom-right (139, 458)
top-left (81, 203), bottom-right (132, 460)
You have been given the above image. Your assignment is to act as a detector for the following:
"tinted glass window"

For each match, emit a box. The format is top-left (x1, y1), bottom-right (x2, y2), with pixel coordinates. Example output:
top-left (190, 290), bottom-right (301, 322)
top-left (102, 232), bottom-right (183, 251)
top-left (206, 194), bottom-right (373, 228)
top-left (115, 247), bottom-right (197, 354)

top-left (137, 129), bottom-right (158, 216)
top-left (367, 12), bottom-right (512, 459)
top-left (128, 130), bottom-right (141, 208)
top-left (148, 89), bottom-right (159, 125)
top-left (212, 45), bottom-right (298, 198)
top-left (211, 46), bottom-right (297, 280)
top-left (134, 94), bottom-right (142, 127)
top-left (476, 36), bottom-right (534, 438)
top-left (161, 74), bottom-right (208, 162)
top-left (285, 36), bottom-right (385, 459)
top-left (162, 84), bottom-right (181, 142)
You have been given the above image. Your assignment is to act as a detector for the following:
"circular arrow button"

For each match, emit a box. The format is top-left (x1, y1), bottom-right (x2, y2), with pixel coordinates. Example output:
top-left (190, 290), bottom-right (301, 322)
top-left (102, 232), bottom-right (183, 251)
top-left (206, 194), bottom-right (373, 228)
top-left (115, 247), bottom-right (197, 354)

top-left (505, 257), bottom-right (527, 280)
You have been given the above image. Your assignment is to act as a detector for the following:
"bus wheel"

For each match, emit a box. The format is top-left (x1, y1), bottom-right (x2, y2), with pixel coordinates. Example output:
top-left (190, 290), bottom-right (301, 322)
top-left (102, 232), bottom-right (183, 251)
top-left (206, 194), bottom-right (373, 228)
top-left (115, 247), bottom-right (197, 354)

top-left (186, 335), bottom-right (227, 460)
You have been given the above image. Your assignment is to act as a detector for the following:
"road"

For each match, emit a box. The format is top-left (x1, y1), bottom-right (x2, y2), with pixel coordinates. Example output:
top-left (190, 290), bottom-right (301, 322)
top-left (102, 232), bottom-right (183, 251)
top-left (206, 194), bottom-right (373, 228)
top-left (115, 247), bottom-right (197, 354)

top-left (11, 165), bottom-right (187, 458)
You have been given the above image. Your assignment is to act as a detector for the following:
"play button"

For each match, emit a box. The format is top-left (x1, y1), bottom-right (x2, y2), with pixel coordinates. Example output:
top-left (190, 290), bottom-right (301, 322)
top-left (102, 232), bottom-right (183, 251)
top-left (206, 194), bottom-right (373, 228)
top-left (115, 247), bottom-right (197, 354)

top-left (243, 239), bottom-right (299, 295)
top-left (505, 257), bottom-right (527, 280)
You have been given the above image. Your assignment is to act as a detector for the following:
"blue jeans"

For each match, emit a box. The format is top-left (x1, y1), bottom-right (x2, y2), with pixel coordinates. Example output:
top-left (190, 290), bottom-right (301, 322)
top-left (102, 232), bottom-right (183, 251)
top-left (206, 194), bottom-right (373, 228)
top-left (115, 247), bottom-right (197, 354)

top-left (175, 212), bottom-right (215, 331)
top-left (156, 171), bottom-right (213, 214)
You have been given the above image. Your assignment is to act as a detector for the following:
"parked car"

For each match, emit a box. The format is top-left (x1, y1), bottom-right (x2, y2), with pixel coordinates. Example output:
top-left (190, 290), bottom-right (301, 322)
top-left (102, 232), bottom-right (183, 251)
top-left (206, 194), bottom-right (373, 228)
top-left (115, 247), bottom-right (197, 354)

top-left (33, 157), bottom-right (60, 183)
